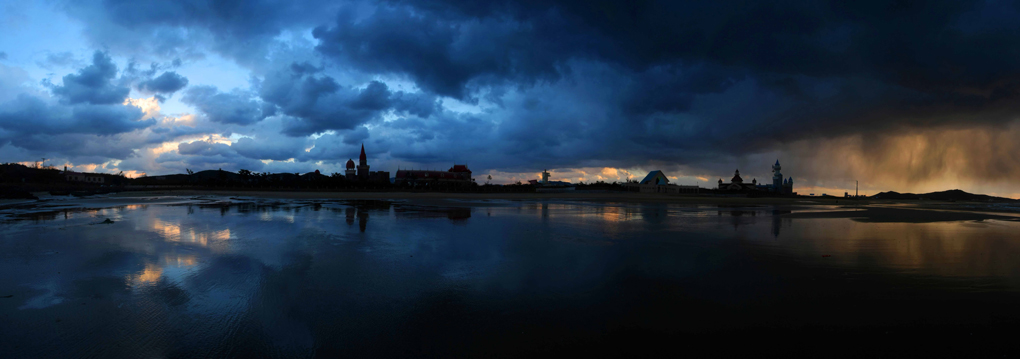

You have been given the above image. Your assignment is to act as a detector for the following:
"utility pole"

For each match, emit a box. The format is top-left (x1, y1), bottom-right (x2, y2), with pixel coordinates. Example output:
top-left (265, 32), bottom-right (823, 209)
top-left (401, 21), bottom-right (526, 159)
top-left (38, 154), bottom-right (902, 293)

top-left (856, 180), bottom-right (859, 198)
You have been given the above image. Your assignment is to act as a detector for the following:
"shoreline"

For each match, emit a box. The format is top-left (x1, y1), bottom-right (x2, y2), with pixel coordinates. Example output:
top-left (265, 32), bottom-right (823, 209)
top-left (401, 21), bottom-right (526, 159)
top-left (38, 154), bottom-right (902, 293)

top-left (1, 189), bottom-right (1018, 223)
top-left (106, 190), bottom-right (1020, 212)
top-left (106, 189), bottom-right (853, 204)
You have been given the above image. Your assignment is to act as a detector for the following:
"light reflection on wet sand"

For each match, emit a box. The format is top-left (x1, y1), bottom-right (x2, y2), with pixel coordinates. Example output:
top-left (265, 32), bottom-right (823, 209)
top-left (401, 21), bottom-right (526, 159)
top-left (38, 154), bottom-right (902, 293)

top-left (2, 198), bottom-right (1020, 357)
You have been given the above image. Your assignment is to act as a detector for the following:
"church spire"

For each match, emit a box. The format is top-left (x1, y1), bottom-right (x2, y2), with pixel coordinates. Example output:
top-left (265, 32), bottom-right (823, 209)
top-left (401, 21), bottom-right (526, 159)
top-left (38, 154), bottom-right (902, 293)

top-left (359, 143), bottom-right (367, 165)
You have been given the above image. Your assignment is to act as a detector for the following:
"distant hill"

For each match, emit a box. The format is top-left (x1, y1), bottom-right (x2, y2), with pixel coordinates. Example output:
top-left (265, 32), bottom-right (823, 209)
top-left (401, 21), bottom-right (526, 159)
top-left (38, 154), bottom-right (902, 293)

top-left (871, 189), bottom-right (1016, 202)
top-left (191, 169), bottom-right (242, 181)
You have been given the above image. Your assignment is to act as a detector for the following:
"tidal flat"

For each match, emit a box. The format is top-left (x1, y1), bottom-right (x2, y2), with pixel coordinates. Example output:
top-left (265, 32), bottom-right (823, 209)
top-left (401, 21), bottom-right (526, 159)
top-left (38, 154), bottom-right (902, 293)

top-left (2, 194), bottom-right (1020, 357)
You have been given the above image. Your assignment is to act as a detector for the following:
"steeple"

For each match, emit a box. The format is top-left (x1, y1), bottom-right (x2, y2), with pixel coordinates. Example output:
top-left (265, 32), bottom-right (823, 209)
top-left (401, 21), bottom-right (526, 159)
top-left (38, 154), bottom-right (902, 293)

top-left (359, 143), bottom-right (367, 165)
top-left (356, 143), bottom-right (370, 180)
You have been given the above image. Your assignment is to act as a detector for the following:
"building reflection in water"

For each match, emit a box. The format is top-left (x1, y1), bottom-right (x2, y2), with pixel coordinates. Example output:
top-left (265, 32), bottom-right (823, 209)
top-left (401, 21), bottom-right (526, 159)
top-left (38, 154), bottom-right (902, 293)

top-left (771, 210), bottom-right (792, 238)
top-left (358, 210), bottom-right (369, 232)
top-left (447, 208), bottom-right (471, 221)
top-left (714, 208), bottom-right (791, 238)
top-left (719, 208), bottom-right (757, 230)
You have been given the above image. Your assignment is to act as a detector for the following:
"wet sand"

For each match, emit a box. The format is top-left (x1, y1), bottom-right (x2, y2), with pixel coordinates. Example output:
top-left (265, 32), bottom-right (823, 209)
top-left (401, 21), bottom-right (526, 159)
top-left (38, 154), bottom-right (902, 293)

top-left (783, 206), bottom-right (1020, 223)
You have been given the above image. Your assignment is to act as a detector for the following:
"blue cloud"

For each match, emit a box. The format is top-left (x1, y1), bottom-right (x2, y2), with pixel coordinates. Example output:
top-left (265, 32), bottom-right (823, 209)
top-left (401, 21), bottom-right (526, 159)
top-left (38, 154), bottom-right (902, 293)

top-left (0, 94), bottom-right (150, 135)
top-left (138, 71), bottom-right (189, 94)
top-left (49, 51), bottom-right (130, 105)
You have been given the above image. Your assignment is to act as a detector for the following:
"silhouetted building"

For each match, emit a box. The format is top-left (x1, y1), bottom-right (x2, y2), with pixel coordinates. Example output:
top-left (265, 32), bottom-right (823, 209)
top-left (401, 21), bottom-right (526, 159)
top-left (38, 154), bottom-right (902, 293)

top-left (395, 165), bottom-right (473, 187)
top-left (346, 144), bottom-right (389, 183)
top-left (760, 160), bottom-right (794, 194)
top-left (718, 169), bottom-right (757, 191)
top-left (719, 160), bottom-right (795, 194)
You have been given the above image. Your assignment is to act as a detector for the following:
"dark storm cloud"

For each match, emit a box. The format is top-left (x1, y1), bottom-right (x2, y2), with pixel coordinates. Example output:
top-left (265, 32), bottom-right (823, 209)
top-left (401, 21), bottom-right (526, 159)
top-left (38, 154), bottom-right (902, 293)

top-left (391, 91), bottom-right (442, 118)
top-left (259, 68), bottom-right (387, 135)
top-left (259, 65), bottom-right (438, 136)
top-left (61, 0), bottom-right (342, 64)
top-left (89, 0), bottom-right (318, 37)
top-left (341, 126), bottom-right (369, 145)
top-left (49, 51), bottom-right (130, 105)
top-left (4, 132), bottom-right (145, 160)
top-left (312, 4), bottom-right (570, 99)
top-left (182, 86), bottom-right (267, 125)
top-left (310, 0), bottom-right (1020, 143)
top-left (137, 71), bottom-right (189, 94)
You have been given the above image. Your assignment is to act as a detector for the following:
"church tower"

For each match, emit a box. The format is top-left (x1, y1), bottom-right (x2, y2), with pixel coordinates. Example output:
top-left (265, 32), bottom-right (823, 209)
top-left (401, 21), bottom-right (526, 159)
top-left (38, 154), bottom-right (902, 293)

top-left (357, 144), bottom-right (370, 181)
top-left (772, 160), bottom-right (783, 193)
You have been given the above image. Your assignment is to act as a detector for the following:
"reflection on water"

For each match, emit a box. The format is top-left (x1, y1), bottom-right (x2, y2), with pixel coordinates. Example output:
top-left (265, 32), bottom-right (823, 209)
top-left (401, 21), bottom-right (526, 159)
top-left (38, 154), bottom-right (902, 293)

top-left (2, 199), bottom-right (1020, 356)
top-left (128, 263), bottom-right (163, 285)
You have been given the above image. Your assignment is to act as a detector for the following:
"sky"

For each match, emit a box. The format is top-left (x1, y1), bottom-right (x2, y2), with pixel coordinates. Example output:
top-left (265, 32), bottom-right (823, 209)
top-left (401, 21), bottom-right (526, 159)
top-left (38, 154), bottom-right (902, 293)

top-left (2, 0), bottom-right (1020, 197)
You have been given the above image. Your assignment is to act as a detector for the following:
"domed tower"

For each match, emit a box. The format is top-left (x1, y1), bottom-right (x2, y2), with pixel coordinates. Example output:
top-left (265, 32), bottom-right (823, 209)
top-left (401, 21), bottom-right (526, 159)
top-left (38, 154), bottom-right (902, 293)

top-left (357, 144), bottom-right (370, 181)
top-left (345, 159), bottom-right (356, 180)
top-left (772, 160), bottom-right (783, 193)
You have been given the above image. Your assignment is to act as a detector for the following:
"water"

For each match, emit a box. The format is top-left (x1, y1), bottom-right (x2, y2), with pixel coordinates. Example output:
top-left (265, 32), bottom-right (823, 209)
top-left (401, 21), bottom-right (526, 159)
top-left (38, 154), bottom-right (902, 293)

top-left (2, 197), bottom-right (1020, 357)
